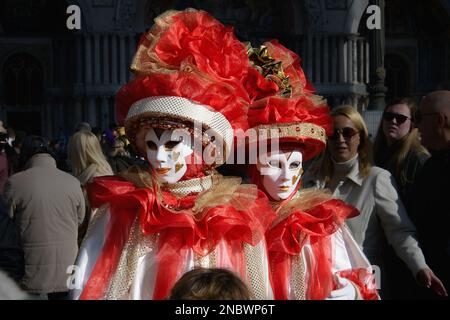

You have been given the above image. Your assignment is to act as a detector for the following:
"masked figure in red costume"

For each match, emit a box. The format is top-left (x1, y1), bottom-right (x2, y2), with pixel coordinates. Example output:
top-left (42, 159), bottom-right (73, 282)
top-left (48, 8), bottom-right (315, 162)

top-left (245, 41), bottom-right (379, 300)
top-left (69, 9), bottom-right (277, 300)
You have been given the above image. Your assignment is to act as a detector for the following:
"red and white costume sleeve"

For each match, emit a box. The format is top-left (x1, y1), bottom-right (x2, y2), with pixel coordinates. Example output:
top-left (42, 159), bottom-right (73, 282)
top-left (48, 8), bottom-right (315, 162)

top-left (266, 196), bottom-right (379, 300)
top-left (71, 174), bottom-right (275, 300)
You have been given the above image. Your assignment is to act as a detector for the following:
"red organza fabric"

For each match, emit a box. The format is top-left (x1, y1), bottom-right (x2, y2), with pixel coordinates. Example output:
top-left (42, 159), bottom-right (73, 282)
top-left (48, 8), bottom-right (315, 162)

top-left (248, 96), bottom-right (332, 135)
top-left (133, 10), bottom-right (250, 85)
top-left (266, 199), bottom-right (359, 300)
top-left (337, 269), bottom-right (380, 300)
top-left (263, 40), bottom-right (315, 97)
top-left (244, 66), bottom-right (280, 102)
top-left (79, 176), bottom-right (275, 300)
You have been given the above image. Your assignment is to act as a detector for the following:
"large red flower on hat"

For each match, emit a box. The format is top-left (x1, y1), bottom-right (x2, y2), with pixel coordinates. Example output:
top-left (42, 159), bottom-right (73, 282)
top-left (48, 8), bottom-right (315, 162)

top-left (132, 9), bottom-right (250, 85)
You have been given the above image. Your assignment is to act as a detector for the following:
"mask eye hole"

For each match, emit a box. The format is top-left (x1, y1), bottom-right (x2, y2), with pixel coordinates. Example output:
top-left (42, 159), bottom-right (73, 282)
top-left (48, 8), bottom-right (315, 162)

top-left (146, 141), bottom-right (157, 151)
top-left (164, 140), bottom-right (181, 150)
top-left (289, 161), bottom-right (301, 170)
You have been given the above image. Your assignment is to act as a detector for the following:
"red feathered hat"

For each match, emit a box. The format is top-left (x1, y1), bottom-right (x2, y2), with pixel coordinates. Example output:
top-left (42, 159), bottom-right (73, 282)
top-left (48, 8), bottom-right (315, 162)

top-left (115, 9), bottom-right (255, 163)
top-left (246, 40), bottom-right (332, 161)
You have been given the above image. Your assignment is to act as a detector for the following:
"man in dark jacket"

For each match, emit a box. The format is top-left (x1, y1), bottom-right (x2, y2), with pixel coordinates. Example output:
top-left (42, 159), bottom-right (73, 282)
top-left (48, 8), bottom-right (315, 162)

top-left (412, 90), bottom-right (450, 299)
top-left (0, 198), bottom-right (24, 282)
top-left (3, 135), bottom-right (85, 299)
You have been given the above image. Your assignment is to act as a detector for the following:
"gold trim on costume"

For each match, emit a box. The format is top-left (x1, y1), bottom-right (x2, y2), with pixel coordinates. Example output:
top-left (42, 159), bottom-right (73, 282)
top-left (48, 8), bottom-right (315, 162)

top-left (163, 174), bottom-right (218, 197)
top-left (105, 218), bottom-right (158, 300)
top-left (194, 247), bottom-right (217, 269)
top-left (291, 248), bottom-right (307, 300)
top-left (254, 122), bottom-right (326, 145)
top-left (243, 243), bottom-right (269, 300)
top-left (270, 188), bottom-right (333, 227)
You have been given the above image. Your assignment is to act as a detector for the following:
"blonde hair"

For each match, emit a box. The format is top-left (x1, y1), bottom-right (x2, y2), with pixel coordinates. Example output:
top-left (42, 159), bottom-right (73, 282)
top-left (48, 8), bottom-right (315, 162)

top-left (312, 105), bottom-right (372, 183)
top-left (68, 131), bottom-right (113, 178)
top-left (373, 97), bottom-right (429, 185)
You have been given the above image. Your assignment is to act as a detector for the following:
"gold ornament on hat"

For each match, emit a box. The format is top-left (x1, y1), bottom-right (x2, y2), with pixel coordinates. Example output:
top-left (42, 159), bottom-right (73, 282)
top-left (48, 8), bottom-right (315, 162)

top-left (246, 43), bottom-right (292, 98)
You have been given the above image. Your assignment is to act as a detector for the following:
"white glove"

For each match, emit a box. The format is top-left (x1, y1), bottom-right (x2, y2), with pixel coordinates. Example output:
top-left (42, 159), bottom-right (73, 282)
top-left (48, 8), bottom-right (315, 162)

top-left (325, 275), bottom-right (357, 300)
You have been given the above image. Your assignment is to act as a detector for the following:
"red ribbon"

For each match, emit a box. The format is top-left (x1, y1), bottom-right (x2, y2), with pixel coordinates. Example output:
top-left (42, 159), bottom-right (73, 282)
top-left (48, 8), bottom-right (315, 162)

top-left (337, 269), bottom-right (380, 300)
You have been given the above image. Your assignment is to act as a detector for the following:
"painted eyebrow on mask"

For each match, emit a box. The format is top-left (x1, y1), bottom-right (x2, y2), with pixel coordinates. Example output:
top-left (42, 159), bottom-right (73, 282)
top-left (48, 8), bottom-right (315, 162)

top-left (164, 140), bottom-right (182, 150)
top-left (153, 128), bottom-right (164, 140)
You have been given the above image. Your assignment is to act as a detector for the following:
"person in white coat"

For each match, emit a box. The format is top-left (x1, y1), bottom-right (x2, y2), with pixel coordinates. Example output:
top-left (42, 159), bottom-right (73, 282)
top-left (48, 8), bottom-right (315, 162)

top-left (304, 105), bottom-right (447, 299)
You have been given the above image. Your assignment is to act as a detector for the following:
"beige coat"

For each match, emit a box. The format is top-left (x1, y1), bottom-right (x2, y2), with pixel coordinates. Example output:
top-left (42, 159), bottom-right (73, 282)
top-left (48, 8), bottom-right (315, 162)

top-left (3, 154), bottom-right (85, 294)
top-left (304, 161), bottom-right (428, 278)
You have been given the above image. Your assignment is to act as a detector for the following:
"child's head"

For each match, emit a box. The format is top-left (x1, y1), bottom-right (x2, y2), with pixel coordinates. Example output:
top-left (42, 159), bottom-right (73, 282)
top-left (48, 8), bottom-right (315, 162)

top-left (169, 268), bottom-right (251, 300)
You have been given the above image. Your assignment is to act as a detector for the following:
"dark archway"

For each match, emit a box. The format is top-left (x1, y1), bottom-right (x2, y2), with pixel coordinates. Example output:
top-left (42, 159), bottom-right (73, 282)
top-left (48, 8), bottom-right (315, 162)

top-left (2, 53), bottom-right (43, 134)
top-left (2, 53), bottom-right (43, 107)
top-left (384, 0), bottom-right (450, 96)
top-left (385, 53), bottom-right (411, 101)
top-left (0, 0), bottom-right (76, 137)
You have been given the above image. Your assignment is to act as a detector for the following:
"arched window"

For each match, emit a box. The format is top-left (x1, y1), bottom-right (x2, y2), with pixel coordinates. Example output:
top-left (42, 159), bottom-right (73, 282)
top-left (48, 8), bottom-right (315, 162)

top-left (2, 53), bottom-right (43, 106)
top-left (385, 54), bottom-right (411, 101)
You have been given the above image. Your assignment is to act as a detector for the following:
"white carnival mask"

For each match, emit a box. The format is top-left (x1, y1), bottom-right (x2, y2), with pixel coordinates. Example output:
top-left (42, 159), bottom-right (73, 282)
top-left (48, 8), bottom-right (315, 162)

top-left (145, 128), bottom-right (194, 184)
top-left (257, 149), bottom-right (304, 201)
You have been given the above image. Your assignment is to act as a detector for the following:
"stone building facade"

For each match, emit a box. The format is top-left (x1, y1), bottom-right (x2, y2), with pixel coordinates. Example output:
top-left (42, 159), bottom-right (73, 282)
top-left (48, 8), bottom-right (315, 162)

top-left (0, 0), bottom-right (449, 138)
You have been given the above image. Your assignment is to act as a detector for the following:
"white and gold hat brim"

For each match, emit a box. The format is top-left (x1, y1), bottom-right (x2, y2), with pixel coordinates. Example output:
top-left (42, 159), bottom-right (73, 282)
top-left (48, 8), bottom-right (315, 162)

top-left (124, 96), bottom-right (234, 161)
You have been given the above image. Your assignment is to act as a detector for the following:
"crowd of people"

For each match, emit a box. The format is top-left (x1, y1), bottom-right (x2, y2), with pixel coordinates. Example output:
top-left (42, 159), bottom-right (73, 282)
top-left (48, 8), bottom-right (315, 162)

top-left (0, 9), bottom-right (449, 301)
top-left (0, 121), bottom-right (147, 299)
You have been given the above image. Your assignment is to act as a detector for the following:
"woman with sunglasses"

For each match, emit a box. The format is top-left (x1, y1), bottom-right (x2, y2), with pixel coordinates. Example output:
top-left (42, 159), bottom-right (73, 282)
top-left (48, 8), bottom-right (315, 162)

top-left (373, 98), bottom-right (429, 210)
top-left (373, 98), bottom-right (430, 298)
top-left (304, 105), bottom-right (447, 299)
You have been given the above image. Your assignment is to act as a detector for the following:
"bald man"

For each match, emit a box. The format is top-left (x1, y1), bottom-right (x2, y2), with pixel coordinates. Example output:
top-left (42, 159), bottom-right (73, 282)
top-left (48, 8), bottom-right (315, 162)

top-left (410, 90), bottom-right (450, 299)
top-left (417, 90), bottom-right (450, 151)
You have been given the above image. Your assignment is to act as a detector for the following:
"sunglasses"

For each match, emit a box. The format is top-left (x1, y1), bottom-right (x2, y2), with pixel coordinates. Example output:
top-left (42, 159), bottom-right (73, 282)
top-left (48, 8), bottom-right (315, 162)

top-left (329, 127), bottom-right (359, 141)
top-left (383, 112), bottom-right (410, 124)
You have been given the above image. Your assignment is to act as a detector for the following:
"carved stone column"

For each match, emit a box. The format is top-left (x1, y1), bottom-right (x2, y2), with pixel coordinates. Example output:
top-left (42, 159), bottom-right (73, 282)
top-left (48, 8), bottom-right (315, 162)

top-left (84, 34), bottom-right (92, 84)
top-left (45, 97), bottom-right (54, 138)
top-left (111, 35), bottom-right (118, 85)
top-left (75, 34), bottom-right (83, 84)
top-left (73, 96), bottom-right (83, 127)
top-left (119, 35), bottom-right (126, 84)
top-left (367, 0), bottom-right (387, 110)
top-left (87, 97), bottom-right (97, 127)
top-left (101, 96), bottom-right (110, 129)
top-left (94, 34), bottom-right (101, 84)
